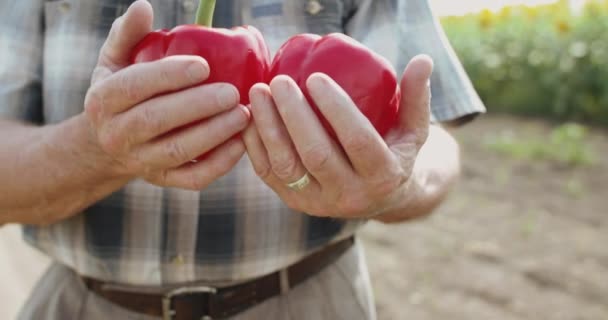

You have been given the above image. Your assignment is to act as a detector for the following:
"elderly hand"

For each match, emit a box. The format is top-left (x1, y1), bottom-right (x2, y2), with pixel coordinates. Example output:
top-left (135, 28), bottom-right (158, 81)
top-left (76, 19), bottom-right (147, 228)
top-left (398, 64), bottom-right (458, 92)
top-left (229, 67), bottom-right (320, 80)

top-left (243, 55), bottom-right (433, 219)
top-left (83, 0), bottom-right (249, 191)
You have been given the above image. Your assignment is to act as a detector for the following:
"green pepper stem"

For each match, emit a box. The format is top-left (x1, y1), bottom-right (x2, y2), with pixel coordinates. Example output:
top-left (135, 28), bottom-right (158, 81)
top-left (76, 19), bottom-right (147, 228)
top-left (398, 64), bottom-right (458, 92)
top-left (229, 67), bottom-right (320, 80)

top-left (195, 0), bottom-right (216, 27)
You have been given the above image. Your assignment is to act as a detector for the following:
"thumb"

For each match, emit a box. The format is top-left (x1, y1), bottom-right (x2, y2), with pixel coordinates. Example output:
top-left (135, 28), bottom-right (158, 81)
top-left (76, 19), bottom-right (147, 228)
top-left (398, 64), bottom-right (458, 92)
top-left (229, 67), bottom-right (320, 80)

top-left (97, 0), bottom-right (153, 71)
top-left (397, 54), bottom-right (434, 149)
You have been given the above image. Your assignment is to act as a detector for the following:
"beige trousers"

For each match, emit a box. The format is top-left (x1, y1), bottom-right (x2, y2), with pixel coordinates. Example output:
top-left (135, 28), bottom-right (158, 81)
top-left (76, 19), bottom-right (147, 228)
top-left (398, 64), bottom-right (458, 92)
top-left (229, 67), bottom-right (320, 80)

top-left (18, 240), bottom-right (376, 320)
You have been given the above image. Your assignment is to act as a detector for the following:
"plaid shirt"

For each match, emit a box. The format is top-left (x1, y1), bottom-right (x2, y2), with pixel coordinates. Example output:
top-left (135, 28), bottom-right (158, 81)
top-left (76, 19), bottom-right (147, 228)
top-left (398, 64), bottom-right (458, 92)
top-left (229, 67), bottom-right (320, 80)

top-left (0, 0), bottom-right (484, 286)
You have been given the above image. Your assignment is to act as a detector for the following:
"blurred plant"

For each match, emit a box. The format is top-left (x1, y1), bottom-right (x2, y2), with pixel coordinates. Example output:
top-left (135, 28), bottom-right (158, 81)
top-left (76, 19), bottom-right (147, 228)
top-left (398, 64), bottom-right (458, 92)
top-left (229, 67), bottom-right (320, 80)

top-left (441, 0), bottom-right (608, 127)
top-left (521, 210), bottom-right (541, 239)
top-left (484, 123), bottom-right (595, 166)
top-left (565, 177), bottom-right (585, 198)
top-left (479, 9), bottom-right (495, 29)
top-left (555, 19), bottom-right (571, 34)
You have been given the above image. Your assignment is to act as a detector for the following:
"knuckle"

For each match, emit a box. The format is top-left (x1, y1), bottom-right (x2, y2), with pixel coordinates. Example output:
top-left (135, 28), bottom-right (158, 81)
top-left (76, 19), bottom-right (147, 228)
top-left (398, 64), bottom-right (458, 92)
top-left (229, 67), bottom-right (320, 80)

top-left (187, 172), bottom-right (209, 190)
top-left (158, 67), bottom-right (173, 87)
top-left (122, 128), bottom-right (139, 152)
top-left (137, 105), bottom-right (164, 134)
top-left (125, 149), bottom-right (147, 173)
top-left (146, 170), bottom-right (170, 187)
top-left (211, 157), bottom-right (234, 175)
top-left (119, 73), bottom-right (143, 101)
top-left (164, 140), bottom-right (191, 165)
top-left (373, 175), bottom-right (404, 197)
top-left (342, 132), bottom-right (375, 154)
top-left (91, 65), bottom-right (111, 84)
top-left (156, 170), bottom-right (171, 187)
top-left (265, 128), bottom-right (285, 145)
top-left (98, 128), bottom-right (123, 155)
top-left (416, 129), bottom-right (430, 149)
top-left (337, 196), bottom-right (370, 217)
top-left (301, 143), bottom-right (332, 172)
top-left (84, 88), bottom-right (104, 121)
top-left (253, 163), bottom-right (273, 180)
top-left (270, 153), bottom-right (299, 180)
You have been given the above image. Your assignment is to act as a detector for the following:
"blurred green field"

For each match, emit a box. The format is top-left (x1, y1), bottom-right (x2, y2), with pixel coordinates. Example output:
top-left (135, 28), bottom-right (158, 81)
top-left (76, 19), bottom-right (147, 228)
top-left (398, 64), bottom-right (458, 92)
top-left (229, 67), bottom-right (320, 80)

top-left (441, 0), bottom-right (608, 126)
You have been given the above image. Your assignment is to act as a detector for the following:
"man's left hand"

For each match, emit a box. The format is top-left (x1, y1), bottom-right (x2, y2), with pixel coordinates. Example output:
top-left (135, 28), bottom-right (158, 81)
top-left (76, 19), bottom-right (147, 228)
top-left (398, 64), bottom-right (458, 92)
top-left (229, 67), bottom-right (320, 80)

top-left (243, 55), bottom-right (433, 219)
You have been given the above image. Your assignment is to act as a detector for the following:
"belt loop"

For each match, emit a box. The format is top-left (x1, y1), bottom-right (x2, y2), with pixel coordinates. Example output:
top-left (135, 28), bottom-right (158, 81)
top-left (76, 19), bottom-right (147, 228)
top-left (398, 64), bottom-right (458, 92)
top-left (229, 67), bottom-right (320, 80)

top-left (279, 269), bottom-right (290, 295)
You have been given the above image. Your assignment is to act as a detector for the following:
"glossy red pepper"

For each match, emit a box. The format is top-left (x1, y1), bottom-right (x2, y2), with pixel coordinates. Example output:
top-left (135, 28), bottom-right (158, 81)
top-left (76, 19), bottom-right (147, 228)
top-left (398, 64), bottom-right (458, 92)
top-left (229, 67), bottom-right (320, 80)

top-left (270, 33), bottom-right (401, 138)
top-left (129, 1), bottom-right (270, 104)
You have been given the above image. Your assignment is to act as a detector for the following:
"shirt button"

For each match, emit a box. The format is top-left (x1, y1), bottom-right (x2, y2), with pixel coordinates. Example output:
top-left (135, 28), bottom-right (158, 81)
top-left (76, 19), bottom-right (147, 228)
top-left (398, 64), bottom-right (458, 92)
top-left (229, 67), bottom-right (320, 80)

top-left (59, 1), bottom-right (71, 13)
top-left (306, 0), bottom-right (324, 15)
top-left (172, 254), bottom-right (185, 265)
top-left (182, 0), bottom-right (197, 13)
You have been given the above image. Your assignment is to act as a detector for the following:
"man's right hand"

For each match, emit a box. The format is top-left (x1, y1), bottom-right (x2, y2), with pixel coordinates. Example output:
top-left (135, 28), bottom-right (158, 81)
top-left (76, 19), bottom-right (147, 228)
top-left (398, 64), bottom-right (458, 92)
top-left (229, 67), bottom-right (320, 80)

top-left (83, 0), bottom-right (249, 190)
top-left (0, 0), bottom-right (250, 225)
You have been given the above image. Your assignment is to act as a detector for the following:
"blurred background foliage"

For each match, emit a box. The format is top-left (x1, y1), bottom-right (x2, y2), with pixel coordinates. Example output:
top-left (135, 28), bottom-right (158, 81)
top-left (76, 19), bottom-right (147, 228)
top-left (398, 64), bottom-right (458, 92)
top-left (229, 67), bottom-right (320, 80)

top-left (441, 0), bottom-right (608, 126)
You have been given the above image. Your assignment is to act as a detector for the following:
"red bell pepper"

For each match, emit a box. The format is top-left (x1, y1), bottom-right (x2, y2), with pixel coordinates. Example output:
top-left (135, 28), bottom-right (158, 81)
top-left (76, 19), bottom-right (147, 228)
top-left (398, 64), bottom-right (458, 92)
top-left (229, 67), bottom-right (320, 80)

top-left (129, 0), bottom-right (270, 105)
top-left (269, 33), bottom-right (401, 138)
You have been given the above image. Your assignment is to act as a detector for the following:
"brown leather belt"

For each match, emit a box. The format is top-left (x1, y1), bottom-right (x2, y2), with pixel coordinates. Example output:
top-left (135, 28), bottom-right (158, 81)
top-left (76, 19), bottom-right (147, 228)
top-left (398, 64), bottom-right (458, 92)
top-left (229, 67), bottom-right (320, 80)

top-left (82, 237), bottom-right (354, 320)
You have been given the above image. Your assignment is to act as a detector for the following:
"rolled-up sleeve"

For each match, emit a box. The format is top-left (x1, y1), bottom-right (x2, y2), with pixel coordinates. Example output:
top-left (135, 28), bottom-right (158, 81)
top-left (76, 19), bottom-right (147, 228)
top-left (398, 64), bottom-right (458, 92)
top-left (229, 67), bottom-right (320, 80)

top-left (0, 0), bottom-right (44, 124)
top-left (345, 0), bottom-right (486, 124)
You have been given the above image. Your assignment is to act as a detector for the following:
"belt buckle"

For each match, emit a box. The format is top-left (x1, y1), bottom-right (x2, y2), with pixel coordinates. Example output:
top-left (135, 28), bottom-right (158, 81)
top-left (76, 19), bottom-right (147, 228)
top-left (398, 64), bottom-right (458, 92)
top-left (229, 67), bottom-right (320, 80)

top-left (162, 285), bottom-right (218, 320)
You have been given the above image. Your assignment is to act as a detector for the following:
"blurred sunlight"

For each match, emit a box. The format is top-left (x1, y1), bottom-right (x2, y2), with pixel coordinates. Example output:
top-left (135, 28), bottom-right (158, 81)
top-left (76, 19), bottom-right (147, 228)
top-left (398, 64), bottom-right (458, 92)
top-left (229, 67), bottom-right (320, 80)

top-left (430, 0), bottom-right (586, 15)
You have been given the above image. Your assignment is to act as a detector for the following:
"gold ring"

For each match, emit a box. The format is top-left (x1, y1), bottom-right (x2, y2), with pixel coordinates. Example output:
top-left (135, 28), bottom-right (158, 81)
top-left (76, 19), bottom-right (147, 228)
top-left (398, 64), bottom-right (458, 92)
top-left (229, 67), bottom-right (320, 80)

top-left (286, 173), bottom-right (311, 191)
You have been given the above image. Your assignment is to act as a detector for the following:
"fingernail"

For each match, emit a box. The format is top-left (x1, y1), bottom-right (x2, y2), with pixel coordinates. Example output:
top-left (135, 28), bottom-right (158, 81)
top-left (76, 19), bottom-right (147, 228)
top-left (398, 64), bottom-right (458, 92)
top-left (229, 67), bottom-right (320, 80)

top-left (236, 105), bottom-right (251, 124)
top-left (126, 0), bottom-right (144, 15)
top-left (216, 86), bottom-right (239, 108)
top-left (270, 76), bottom-right (293, 100)
top-left (306, 73), bottom-right (329, 95)
top-left (249, 88), bottom-right (263, 106)
top-left (186, 62), bottom-right (207, 82)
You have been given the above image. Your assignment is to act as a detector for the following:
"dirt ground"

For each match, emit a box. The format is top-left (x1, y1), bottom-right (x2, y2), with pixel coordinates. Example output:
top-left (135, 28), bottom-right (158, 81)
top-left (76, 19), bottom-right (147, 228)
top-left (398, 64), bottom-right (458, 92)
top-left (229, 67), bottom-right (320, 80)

top-left (1, 115), bottom-right (606, 320)
top-left (361, 115), bottom-right (608, 320)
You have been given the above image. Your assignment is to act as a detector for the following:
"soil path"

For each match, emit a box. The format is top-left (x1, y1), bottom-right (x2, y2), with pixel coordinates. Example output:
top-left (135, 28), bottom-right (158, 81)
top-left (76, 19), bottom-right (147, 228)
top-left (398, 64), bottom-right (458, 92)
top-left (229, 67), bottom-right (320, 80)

top-left (361, 115), bottom-right (608, 320)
